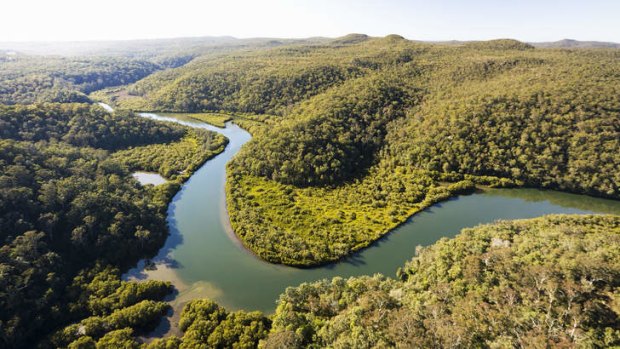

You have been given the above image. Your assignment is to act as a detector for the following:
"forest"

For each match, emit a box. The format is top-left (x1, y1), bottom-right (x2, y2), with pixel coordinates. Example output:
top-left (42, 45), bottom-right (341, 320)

top-left (0, 55), bottom-right (161, 104)
top-left (102, 35), bottom-right (620, 265)
top-left (263, 215), bottom-right (620, 348)
top-left (44, 215), bottom-right (620, 348)
top-left (1, 33), bottom-right (619, 347)
top-left (0, 103), bottom-right (226, 348)
top-left (0, 35), bottom-right (294, 106)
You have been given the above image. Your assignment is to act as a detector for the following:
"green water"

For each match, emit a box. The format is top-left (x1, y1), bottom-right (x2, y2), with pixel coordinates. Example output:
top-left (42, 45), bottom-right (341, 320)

top-left (125, 113), bottom-right (620, 318)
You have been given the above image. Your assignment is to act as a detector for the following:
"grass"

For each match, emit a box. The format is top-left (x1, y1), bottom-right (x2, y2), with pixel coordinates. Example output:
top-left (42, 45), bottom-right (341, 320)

top-left (227, 162), bottom-right (480, 266)
top-left (158, 112), bottom-right (276, 130)
top-left (160, 113), bottom-right (232, 128)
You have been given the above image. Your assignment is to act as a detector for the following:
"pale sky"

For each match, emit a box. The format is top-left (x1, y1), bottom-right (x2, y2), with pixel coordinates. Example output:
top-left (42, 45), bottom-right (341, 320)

top-left (1, 0), bottom-right (619, 42)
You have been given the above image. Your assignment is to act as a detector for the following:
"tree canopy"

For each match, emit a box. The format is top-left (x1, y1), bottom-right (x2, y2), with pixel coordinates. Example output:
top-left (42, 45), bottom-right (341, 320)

top-left (1, 34), bottom-right (619, 347)
top-left (0, 103), bottom-right (226, 348)
top-left (266, 215), bottom-right (620, 348)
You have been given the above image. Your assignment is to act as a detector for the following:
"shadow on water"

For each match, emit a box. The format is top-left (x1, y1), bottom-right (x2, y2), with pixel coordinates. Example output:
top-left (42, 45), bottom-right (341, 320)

top-left (140, 291), bottom-right (182, 340)
top-left (124, 212), bottom-right (185, 280)
top-left (341, 254), bottom-right (367, 268)
top-left (124, 120), bottom-right (243, 281)
top-left (338, 198), bottom-right (454, 264)
top-left (149, 309), bottom-right (173, 337)
top-left (309, 196), bottom-right (465, 271)
top-left (148, 287), bottom-right (182, 337)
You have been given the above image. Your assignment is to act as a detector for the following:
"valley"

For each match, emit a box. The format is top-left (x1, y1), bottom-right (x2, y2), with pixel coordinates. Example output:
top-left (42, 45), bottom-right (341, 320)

top-left (0, 34), bottom-right (619, 348)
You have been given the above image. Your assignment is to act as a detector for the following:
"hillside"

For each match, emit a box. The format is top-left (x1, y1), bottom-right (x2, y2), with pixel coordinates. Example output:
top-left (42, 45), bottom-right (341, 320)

top-left (433, 38), bottom-right (620, 49)
top-left (0, 55), bottom-right (162, 104)
top-left (0, 103), bottom-right (227, 348)
top-left (1, 34), bottom-right (619, 347)
top-left (265, 214), bottom-right (620, 348)
top-left (98, 35), bottom-right (620, 265)
top-left (0, 37), bottom-right (313, 105)
top-left (0, 36), bottom-right (327, 57)
top-left (531, 38), bottom-right (620, 49)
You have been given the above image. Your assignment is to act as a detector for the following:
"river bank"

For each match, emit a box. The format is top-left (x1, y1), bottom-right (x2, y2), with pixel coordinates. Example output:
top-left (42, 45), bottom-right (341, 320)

top-left (116, 110), bottom-right (620, 340)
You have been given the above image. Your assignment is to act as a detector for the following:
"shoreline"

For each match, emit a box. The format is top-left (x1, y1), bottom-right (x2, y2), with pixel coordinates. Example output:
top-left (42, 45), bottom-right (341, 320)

top-left (223, 182), bottom-right (480, 269)
top-left (121, 118), bottom-right (241, 341)
top-left (123, 105), bottom-right (620, 270)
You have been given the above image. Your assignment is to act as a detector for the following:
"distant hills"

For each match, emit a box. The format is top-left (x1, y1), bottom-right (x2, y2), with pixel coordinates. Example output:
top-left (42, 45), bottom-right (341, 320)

top-left (0, 36), bottom-right (617, 57)
top-left (530, 38), bottom-right (620, 49)
top-left (427, 38), bottom-right (620, 49)
top-left (0, 36), bottom-right (327, 57)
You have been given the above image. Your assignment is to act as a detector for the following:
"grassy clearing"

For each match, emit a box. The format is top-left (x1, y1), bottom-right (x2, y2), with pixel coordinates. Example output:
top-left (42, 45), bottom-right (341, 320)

top-left (175, 113), bottom-right (232, 127)
top-left (227, 162), bottom-right (481, 266)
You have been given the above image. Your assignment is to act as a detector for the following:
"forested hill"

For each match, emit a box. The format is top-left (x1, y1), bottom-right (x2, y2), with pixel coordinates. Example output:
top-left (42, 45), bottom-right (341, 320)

top-left (105, 36), bottom-right (619, 195)
top-left (0, 36), bottom-right (323, 58)
top-left (0, 55), bottom-right (164, 104)
top-left (0, 103), bottom-right (227, 348)
top-left (0, 37), bottom-right (306, 105)
top-left (99, 35), bottom-right (620, 265)
top-left (264, 215), bottom-right (620, 348)
top-left (1, 34), bottom-right (619, 347)
top-left (531, 38), bottom-right (620, 49)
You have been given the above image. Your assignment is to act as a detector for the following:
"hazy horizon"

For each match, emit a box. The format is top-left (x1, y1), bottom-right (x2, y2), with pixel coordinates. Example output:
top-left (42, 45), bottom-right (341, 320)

top-left (2, 0), bottom-right (619, 43)
top-left (1, 33), bottom-right (618, 45)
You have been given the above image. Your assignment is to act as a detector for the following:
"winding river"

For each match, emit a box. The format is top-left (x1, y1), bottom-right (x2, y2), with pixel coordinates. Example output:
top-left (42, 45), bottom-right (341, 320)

top-left (121, 110), bottom-right (620, 334)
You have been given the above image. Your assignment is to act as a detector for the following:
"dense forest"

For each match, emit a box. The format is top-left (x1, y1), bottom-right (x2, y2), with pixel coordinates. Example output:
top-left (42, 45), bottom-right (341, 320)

top-left (102, 35), bottom-right (620, 265)
top-left (0, 103), bottom-right (226, 348)
top-left (0, 36), bottom-right (303, 106)
top-left (0, 55), bottom-right (163, 104)
top-left (263, 215), bottom-right (620, 348)
top-left (47, 215), bottom-right (620, 348)
top-left (1, 34), bottom-right (619, 347)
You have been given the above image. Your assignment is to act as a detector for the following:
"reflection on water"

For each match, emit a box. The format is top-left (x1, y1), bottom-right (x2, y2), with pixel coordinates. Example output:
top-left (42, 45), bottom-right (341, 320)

top-left (484, 188), bottom-right (620, 214)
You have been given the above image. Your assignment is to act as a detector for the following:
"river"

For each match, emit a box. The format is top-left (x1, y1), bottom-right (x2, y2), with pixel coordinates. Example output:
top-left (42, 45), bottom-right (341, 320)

top-left (118, 109), bottom-right (620, 335)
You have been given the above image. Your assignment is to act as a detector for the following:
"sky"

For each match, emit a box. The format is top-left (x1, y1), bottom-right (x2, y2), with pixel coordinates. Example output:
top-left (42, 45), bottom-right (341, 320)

top-left (1, 0), bottom-right (619, 43)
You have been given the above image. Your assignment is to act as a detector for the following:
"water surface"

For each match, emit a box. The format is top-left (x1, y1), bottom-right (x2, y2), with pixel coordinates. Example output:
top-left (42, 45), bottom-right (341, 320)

top-left (98, 102), bottom-right (114, 113)
top-left (124, 112), bottom-right (620, 318)
top-left (133, 172), bottom-right (167, 186)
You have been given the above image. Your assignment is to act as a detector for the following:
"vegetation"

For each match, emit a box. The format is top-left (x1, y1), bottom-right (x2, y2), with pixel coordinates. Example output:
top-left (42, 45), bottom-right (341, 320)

top-left (102, 58), bottom-right (360, 114)
top-left (0, 55), bottom-right (162, 104)
top-left (51, 267), bottom-right (172, 348)
top-left (101, 35), bottom-right (619, 265)
top-left (167, 112), bottom-right (232, 127)
top-left (0, 103), bottom-right (184, 149)
top-left (230, 71), bottom-right (420, 186)
top-left (0, 103), bottom-right (226, 348)
top-left (265, 214), bottom-right (620, 348)
top-left (77, 215), bottom-right (620, 348)
top-left (384, 49), bottom-right (620, 198)
top-left (176, 299), bottom-right (271, 349)
top-left (163, 37), bottom-right (620, 265)
top-left (111, 130), bottom-right (227, 181)
top-left (66, 299), bottom-right (272, 349)
top-left (2, 34), bottom-right (620, 347)
top-left (227, 170), bottom-right (478, 265)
